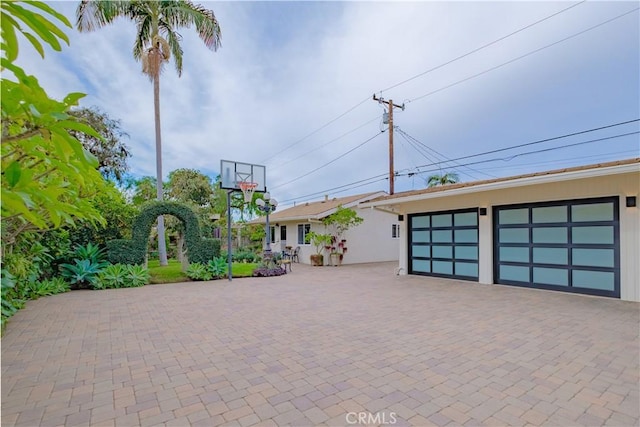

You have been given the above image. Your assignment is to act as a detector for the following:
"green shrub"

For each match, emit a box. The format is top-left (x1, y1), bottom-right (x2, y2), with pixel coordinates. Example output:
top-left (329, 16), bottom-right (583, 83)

top-left (94, 264), bottom-right (150, 289)
top-left (106, 202), bottom-right (221, 265)
top-left (185, 263), bottom-right (213, 281)
top-left (1, 270), bottom-right (23, 330)
top-left (106, 239), bottom-right (143, 265)
top-left (60, 259), bottom-right (104, 289)
top-left (126, 264), bottom-right (149, 287)
top-left (94, 264), bottom-right (128, 289)
top-left (26, 277), bottom-right (70, 298)
top-left (208, 256), bottom-right (228, 279)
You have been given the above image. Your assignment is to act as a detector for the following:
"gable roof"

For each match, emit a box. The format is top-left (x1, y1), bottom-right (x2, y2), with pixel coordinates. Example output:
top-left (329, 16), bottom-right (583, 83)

top-left (250, 192), bottom-right (385, 223)
top-left (362, 158), bottom-right (640, 207)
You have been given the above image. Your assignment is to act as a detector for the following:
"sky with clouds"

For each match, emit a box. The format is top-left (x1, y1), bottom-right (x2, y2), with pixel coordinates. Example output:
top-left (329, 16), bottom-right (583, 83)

top-left (17, 1), bottom-right (640, 207)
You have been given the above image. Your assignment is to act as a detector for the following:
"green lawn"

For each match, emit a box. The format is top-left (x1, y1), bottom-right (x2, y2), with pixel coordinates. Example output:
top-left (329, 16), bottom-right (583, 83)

top-left (148, 259), bottom-right (258, 284)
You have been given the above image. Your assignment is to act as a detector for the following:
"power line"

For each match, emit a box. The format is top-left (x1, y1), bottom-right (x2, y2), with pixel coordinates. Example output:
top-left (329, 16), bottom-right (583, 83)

top-left (408, 7), bottom-right (640, 103)
top-left (271, 116), bottom-right (380, 172)
top-left (378, 0), bottom-right (586, 94)
top-left (270, 131), bottom-right (384, 190)
top-left (261, 97), bottom-right (371, 164)
top-left (277, 120), bottom-right (639, 204)
top-left (411, 119), bottom-right (639, 169)
top-left (395, 127), bottom-right (495, 180)
top-left (404, 132), bottom-right (639, 176)
top-left (262, 2), bottom-right (590, 167)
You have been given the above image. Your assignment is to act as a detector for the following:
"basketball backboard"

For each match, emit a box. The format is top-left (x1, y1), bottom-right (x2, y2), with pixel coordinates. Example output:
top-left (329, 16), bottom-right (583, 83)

top-left (219, 160), bottom-right (266, 192)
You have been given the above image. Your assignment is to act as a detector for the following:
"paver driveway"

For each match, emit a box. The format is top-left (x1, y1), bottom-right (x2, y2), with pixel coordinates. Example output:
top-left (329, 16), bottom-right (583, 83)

top-left (2, 262), bottom-right (638, 427)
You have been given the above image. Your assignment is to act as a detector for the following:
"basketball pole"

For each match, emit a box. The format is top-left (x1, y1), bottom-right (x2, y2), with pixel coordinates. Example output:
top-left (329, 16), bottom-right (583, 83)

top-left (227, 190), bottom-right (233, 281)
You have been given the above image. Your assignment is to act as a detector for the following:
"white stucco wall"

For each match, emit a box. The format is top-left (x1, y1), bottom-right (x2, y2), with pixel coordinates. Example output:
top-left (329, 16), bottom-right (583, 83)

top-left (392, 171), bottom-right (640, 301)
top-left (272, 206), bottom-right (399, 265)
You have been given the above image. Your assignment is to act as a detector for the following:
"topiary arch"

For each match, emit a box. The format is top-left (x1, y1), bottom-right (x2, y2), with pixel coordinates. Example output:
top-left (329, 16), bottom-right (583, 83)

top-left (106, 201), bottom-right (220, 265)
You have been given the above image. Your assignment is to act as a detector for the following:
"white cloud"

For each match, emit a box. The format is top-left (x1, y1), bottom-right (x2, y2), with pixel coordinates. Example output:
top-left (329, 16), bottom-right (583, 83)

top-left (14, 1), bottom-right (640, 206)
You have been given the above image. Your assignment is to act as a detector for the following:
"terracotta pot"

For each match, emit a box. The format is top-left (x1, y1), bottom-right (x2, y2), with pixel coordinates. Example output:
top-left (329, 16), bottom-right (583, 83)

top-left (310, 254), bottom-right (324, 266)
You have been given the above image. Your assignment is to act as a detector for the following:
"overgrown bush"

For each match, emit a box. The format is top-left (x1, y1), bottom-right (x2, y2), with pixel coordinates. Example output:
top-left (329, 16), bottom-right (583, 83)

top-left (93, 264), bottom-right (150, 289)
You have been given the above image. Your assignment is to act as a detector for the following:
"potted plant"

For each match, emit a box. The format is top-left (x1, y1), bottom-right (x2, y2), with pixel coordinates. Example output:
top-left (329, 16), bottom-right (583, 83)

top-left (306, 231), bottom-right (331, 266)
top-left (323, 205), bottom-right (363, 266)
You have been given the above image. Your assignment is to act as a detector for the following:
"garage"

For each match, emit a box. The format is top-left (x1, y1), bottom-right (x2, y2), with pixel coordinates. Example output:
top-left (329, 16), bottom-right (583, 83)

top-left (493, 197), bottom-right (620, 297)
top-left (364, 158), bottom-right (639, 301)
top-left (408, 208), bottom-right (479, 280)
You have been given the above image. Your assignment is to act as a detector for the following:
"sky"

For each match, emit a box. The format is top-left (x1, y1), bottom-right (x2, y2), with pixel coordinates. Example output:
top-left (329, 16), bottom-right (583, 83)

top-left (17, 1), bottom-right (640, 208)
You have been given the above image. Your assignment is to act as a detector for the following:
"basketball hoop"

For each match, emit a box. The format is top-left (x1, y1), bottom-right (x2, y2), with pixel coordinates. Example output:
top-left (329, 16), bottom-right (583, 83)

top-left (238, 181), bottom-right (258, 203)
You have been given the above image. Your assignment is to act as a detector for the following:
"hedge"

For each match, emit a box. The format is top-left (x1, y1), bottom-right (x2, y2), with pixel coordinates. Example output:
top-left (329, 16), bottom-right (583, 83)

top-left (106, 201), bottom-right (221, 265)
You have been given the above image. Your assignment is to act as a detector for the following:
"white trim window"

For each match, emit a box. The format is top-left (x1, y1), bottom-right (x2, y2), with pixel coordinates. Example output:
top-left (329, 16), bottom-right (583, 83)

top-left (392, 224), bottom-right (400, 239)
top-left (298, 223), bottom-right (311, 245)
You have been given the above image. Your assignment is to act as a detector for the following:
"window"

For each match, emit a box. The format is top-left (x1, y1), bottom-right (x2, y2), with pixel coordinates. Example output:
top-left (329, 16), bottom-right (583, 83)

top-left (297, 224), bottom-right (311, 245)
top-left (269, 226), bottom-right (276, 244)
top-left (280, 225), bottom-right (287, 241)
top-left (392, 224), bottom-right (400, 239)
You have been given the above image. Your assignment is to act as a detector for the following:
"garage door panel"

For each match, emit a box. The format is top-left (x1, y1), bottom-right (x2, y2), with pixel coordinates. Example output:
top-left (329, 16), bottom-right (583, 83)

top-left (494, 197), bottom-right (619, 298)
top-left (409, 209), bottom-right (479, 281)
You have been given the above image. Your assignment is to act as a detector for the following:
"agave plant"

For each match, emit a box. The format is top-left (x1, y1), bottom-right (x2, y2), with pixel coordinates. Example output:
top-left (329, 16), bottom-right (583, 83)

top-left (60, 259), bottom-right (104, 289)
top-left (186, 263), bottom-right (212, 281)
top-left (126, 265), bottom-right (149, 288)
top-left (27, 278), bottom-right (70, 298)
top-left (207, 256), bottom-right (228, 279)
top-left (72, 243), bottom-right (108, 266)
top-left (94, 263), bottom-right (129, 289)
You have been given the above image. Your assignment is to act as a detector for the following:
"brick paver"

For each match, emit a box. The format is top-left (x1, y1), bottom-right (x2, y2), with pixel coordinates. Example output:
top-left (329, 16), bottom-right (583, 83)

top-left (2, 262), bottom-right (638, 426)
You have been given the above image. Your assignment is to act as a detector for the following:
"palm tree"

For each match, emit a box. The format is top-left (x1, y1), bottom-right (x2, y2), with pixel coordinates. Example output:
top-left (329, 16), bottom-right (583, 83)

top-left (426, 172), bottom-right (459, 188)
top-left (77, 0), bottom-right (221, 265)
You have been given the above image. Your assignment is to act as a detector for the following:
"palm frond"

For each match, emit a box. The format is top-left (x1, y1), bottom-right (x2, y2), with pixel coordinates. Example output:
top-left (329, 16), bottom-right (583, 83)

top-left (163, 26), bottom-right (184, 76)
top-left (76, 0), bottom-right (129, 32)
top-left (163, 1), bottom-right (221, 51)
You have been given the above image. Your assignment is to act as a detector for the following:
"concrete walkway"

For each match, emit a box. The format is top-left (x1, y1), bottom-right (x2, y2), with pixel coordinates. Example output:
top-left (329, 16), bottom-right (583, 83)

top-left (1, 262), bottom-right (638, 426)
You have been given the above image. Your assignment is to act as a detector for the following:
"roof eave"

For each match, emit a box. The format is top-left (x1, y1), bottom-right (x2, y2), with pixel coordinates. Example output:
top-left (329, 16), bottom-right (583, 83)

top-left (362, 163), bottom-right (640, 208)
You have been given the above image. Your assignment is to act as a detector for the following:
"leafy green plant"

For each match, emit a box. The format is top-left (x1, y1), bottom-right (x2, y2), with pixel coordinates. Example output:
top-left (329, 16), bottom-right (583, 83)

top-left (94, 263), bottom-right (128, 289)
top-left (1, 270), bottom-right (23, 330)
top-left (208, 256), bottom-right (228, 279)
top-left (72, 243), bottom-right (107, 265)
top-left (26, 277), bottom-right (70, 298)
top-left (185, 263), bottom-right (213, 281)
top-left (126, 264), bottom-right (149, 287)
top-left (93, 264), bottom-right (149, 289)
top-left (60, 259), bottom-right (103, 289)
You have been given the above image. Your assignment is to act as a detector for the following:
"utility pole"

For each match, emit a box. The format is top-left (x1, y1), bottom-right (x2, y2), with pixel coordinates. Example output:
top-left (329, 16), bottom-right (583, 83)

top-left (373, 94), bottom-right (404, 195)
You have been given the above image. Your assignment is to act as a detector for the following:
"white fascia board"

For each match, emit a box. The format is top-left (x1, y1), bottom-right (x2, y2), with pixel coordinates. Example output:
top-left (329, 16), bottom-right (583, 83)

top-left (362, 163), bottom-right (639, 208)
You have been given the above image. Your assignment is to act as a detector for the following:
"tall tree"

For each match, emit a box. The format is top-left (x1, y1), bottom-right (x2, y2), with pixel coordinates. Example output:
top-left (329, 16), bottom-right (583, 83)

top-left (426, 172), bottom-right (460, 188)
top-left (76, 0), bottom-right (222, 265)
top-left (69, 106), bottom-right (131, 183)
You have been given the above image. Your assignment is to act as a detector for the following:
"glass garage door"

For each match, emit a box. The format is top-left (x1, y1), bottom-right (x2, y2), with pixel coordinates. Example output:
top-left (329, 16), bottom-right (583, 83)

top-left (494, 197), bottom-right (619, 298)
top-left (409, 209), bottom-right (479, 280)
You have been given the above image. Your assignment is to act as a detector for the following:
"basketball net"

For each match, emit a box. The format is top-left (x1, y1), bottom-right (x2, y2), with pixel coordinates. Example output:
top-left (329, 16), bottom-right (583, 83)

top-left (238, 181), bottom-right (258, 203)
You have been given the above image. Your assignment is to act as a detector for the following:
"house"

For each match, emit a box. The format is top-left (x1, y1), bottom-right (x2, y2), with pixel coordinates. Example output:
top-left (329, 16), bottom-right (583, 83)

top-left (251, 192), bottom-right (399, 265)
top-left (361, 158), bottom-right (640, 301)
